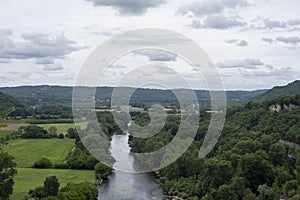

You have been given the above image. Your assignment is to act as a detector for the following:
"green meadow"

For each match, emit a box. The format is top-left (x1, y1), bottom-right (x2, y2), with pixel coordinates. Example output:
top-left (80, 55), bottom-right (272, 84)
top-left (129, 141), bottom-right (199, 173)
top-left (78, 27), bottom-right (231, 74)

top-left (12, 168), bottom-right (95, 200)
top-left (0, 130), bottom-right (15, 137)
top-left (38, 122), bottom-right (88, 134)
top-left (2, 139), bottom-right (75, 167)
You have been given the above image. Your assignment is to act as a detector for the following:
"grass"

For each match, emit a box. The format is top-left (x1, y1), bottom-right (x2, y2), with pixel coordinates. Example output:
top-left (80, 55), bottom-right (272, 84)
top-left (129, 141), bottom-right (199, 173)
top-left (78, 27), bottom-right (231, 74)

top-left (12, 168), bottom-right (95, 200)
top-left (38, 122), bottom-right (88, 134)
top-left (0, 130), bottom-right (15, 137)
top-left (3, 139), bottom-right (75, 167)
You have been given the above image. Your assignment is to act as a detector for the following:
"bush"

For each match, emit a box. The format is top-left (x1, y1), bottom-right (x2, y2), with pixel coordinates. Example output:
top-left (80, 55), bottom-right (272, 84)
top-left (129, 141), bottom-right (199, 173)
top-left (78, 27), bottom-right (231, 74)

top-left (94, 162), bottom-right (112, 180)
top-left (54, 162), bottom-right (69, 169)
top-left (59, 182), bottom-right (98, 200)
top-left (33, 158), bottom-right (52, 168)
top-left (58, 133), bottom-right (64, 139)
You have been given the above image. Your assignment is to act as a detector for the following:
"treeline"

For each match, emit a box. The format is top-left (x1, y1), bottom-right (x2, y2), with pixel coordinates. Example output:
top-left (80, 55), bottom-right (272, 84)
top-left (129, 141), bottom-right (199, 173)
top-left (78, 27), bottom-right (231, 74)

top-left (129, 95), bottom-right (300, 199)
top-left (24, 176), bottom-right (98, 200)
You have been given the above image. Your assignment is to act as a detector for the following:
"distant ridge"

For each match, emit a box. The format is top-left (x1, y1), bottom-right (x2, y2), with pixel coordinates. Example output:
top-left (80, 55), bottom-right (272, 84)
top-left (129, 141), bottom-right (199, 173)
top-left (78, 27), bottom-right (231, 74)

top-left (0, 85), bottom-right (267, 106)
top-left (253, 80), bottom-right (300, 102)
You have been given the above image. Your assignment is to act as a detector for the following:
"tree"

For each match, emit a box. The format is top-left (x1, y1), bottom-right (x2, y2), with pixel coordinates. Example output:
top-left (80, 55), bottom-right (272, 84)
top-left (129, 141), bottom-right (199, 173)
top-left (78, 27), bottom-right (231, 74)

top-left (66, 128), bottom-right (78, 140)
top-left (21, 125), bottom-right (48, 138)
top-left (0, 151), bottom-right (17, 200)
top-left (268, 143), bottom-right (287, 166)
top-left (43, 176), bottom-right (60, 197)
top-left (59, 182), bottom-right (98, 200)
top-left (94, 162), bottom-right (112, 180)
top-left (202, 158), bottom-right (233, 192)
top-left (239, 152), bottom-right (274, 192)
top-left (33, 158), bottom-right (53, 168)
top-left (48, 126), bottom-right (58, 135)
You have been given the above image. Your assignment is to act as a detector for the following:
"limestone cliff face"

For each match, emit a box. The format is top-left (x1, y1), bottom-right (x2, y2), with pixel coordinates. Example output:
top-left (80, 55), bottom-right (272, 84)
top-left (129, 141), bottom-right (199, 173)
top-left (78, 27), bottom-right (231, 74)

top-left (269, 103), bottom-right (296, 112)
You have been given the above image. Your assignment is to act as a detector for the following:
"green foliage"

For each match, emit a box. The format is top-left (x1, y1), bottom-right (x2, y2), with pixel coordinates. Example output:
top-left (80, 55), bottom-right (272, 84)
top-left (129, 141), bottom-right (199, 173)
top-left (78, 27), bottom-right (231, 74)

top-left (28, 176), bottom-right (59, 199)
top-left (34, 158), bottom-right (53, 169)
top-left (20, 125), bottom-right (52, 139)
top-left (58, 182), bottom-right (98, 200)
top-left (0, 92), bottom-right (32, 117)
top-left (128, 94), bottom-right (300, 199)
top-left (43, 176), bottom-right (60, 197)
top-left (48, 127), bottom-right (57, 134)
top-left (94, 162), bottom-right (112, 180)
top-left (0, 150), bottom-right (17, 200)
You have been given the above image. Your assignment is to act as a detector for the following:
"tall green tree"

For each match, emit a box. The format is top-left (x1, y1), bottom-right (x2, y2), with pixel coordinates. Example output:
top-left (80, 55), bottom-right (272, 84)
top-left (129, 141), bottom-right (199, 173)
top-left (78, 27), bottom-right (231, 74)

top-left (43, 176), bottom-right (60, 197)
top-left (0, 151), bottom-right (17, 200)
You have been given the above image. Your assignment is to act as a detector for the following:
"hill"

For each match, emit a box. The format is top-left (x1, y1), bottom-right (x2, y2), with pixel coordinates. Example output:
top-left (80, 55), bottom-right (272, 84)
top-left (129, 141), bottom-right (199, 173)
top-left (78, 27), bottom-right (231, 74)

top-left (0, 92), bottom-right (32, 117)
top-left (0, 86), bottom-right (267, 107)
top-left (253, 80), bottom-right (300, 102)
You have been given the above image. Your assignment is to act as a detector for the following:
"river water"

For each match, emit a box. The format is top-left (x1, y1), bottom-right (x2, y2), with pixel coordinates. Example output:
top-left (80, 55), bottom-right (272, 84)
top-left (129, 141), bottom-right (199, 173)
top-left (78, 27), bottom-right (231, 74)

top-left (98, 133), bottom-right (165, 200)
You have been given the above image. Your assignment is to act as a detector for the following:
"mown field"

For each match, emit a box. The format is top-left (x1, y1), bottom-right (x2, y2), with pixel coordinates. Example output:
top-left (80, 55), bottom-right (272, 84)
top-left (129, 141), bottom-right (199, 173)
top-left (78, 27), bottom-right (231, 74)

top-left (2, 139), bottom-right (74, 167)
top-left (12, 168), bottom-right (95, 200)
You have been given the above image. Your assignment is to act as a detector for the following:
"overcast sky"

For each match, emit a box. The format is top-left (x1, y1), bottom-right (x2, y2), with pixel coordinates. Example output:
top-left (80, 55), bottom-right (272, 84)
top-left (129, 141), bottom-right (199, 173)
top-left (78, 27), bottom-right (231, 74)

top-left (0, 0), bottom-right (299, 90)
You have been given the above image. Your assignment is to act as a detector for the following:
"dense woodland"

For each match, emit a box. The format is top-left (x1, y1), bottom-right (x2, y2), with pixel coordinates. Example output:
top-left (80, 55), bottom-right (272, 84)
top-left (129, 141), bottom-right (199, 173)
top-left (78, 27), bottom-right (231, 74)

top-left (129, 95), bottom-right (300, 199)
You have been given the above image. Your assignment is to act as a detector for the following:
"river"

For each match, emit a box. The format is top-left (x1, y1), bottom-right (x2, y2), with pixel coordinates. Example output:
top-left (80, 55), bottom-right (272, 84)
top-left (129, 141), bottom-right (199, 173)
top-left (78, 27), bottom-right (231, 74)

top-left (98, 132), bottom-right (165, 200)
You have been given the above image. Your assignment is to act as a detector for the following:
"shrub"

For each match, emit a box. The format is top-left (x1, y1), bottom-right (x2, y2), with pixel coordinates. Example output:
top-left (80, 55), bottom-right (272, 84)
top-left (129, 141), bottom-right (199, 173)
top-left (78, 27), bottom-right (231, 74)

top-left (94, 162), bottom-right (112, 180)
top-left (33, 158), bottom-right (52, 168)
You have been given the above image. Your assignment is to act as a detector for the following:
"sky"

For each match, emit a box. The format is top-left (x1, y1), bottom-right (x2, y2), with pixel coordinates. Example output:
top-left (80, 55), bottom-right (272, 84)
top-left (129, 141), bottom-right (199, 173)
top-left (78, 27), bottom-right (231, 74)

top-left (0, 0), bottom-right (299, 90)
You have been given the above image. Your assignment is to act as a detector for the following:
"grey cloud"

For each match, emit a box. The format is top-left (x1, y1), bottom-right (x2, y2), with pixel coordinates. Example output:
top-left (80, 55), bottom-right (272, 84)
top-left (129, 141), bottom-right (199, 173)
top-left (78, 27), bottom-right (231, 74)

top-left (156, 65), bottom-right (177, 74)
top-left (0, 31), bottom-right (85, 65)
top-left (263, 18), bottom-right (287, 29)
top-left (225, 39), bottom-right (248, 46)
top-left (222, 0), bottom-right (249, 8)
top-left (86, 0), bottom-right (166, 15)
top-left (42, 63), bottom-right (64, 71)
top-left (178, 0), bottom-right (224, 17)
top-left (178, 0), bottom-right (248, 17)
top-left (0, 28), bottom-right (13, 36)
top-left (225, 39), bottom-right (238, 43)
top-left (262, 36), bottom-right (300, 45)
top-left (237, 40), bottom-right (248, 46)
top-left (134, 49), bottom-right (177, 62)
top-left (287, 19), bottom-right (300, 26)
top-left (276, 36), bottom-right (300, 45)
top-left (262, 38), bottom-right (274, 44)
top-left (35, 57), bottom-right (55, 65)
top-left (217, 58), bottom-right (264, 69)
top-left (201, 14), bottom-right (246, 29)
top-left (251, 17), bottom-right (300, 30)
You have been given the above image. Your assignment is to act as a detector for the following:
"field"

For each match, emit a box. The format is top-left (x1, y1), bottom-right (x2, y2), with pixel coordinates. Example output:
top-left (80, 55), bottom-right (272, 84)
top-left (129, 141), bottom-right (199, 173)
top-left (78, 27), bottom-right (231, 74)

top-left (2, 139), bottom-right (75, 167)
top-left (0, 130), bottom-right (15, 137)
top-left (38, 122), bottom-right (88, 134)
top-left (12, 168), bottom-right (95, 200)
top-left (0, 123), bottom-right (26, 131)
